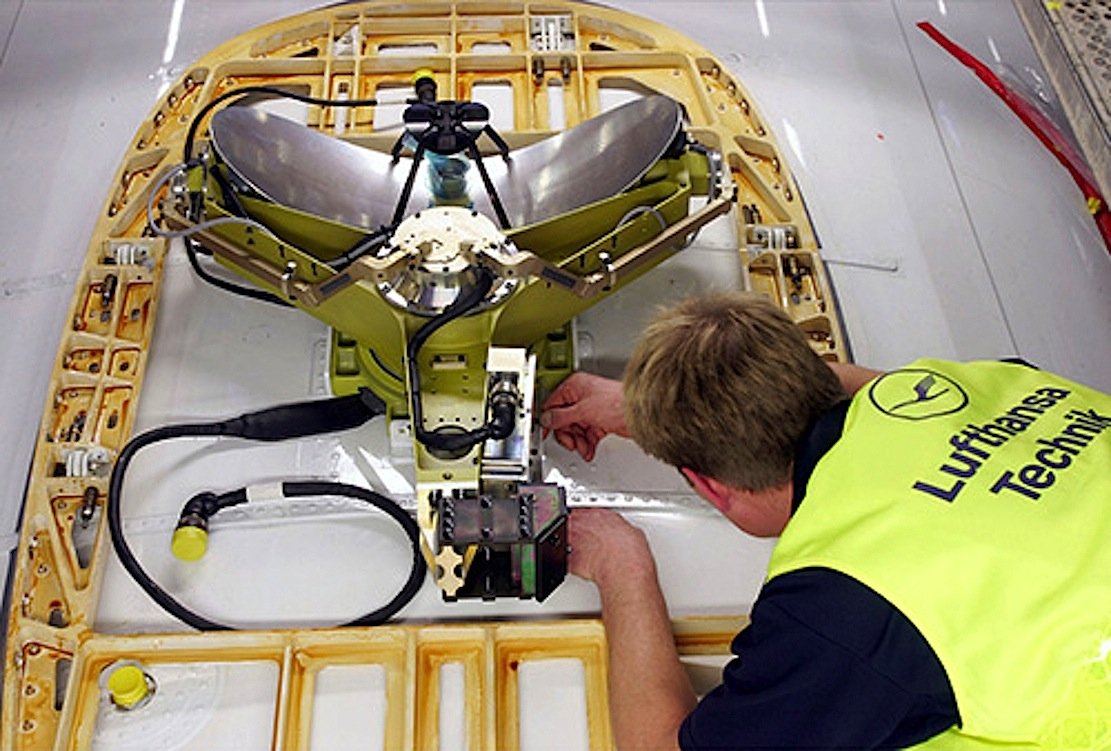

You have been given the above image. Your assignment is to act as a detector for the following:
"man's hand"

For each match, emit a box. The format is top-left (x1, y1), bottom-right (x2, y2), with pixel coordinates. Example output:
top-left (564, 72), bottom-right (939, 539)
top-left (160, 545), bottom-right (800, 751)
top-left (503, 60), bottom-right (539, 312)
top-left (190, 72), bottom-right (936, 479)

top-left (568, 508), bottom-right (655, 587)
top-left (540, 372), bottom-right (629, 461)
top-left (569, 508), bottom-right (694, 750)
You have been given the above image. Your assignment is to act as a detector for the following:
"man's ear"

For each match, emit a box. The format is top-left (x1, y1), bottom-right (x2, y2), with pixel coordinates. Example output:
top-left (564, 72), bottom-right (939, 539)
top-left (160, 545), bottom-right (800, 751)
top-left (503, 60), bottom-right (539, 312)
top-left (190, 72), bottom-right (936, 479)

top-left (680, 467), bottom-right (732, 514)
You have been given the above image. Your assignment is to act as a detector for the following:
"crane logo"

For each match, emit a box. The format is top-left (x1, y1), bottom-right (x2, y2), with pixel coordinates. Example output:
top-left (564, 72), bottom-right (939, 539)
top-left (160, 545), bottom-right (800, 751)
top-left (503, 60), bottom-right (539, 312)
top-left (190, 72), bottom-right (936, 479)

top-left (868, 368), bottom-right (969, 420)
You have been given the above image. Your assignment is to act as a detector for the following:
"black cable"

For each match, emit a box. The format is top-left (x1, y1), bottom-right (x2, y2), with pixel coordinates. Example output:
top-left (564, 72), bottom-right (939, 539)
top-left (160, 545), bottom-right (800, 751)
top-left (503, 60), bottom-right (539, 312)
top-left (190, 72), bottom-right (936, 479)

top-left (184, 237), bottom-right (293, 307)
top-left (109, 422), bottom-right (230, 631)
top-left (182, 163), bottom-right (390, 299)
top-left (209, 163), bottom-right (248, 219)
top-left (158, 156), bottom-right (288, 306)
top-left (281, 481), bottom-right (424, 627)
top-left (405, 267), bottom-right (516, 455)
top-left (330, 228), bottom-right (392, 271)
top-left (179, 87), bottom-right (388, 303)
top-left (107, 390), bottom-right (425, 631)
top-left (160, 153), bottom-right (290, 306)
top-left (370, 348), bottom-right (404, 383)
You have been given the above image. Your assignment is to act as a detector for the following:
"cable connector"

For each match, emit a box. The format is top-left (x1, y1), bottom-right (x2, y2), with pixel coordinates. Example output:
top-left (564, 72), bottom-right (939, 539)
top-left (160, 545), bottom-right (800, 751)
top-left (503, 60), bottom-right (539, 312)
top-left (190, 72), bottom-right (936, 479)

top-left (412, 68), bottom-right (437, 103)
top-left (221, 388), bottom-right (387, 442)
top-left (486, 379), bottom-right (520, 441)
top-left (171, 491), bottom-right (219, 561)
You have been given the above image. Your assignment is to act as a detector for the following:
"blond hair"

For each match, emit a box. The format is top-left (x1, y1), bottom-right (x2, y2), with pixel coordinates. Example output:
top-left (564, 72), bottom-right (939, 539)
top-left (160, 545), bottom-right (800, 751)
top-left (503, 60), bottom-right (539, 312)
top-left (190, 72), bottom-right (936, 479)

top-left (623, 293), bottom-right (845, 490)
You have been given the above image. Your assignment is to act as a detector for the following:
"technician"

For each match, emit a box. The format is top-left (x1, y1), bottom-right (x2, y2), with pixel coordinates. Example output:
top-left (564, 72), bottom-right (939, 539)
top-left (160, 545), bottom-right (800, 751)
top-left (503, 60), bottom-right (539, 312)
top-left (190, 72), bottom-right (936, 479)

top-left (541, 292), bottom-right (1111, 750)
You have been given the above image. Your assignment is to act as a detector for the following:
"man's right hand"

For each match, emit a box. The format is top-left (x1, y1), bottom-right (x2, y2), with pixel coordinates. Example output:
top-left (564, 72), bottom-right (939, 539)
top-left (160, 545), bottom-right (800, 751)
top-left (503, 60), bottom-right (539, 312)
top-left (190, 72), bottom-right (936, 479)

top-left (566, 508), bottom-right (655, 587)
top-left (540, 372), bottom-right (629, 462)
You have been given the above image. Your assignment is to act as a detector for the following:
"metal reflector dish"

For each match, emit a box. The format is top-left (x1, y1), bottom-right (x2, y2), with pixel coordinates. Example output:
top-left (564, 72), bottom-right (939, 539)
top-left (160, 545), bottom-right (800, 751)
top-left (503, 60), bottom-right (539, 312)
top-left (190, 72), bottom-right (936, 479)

top-left (480, 94), bottom-right (683, 226)
top-left (210, 94), bottom-right (683, 232)
top-left (210, 107), bottom-right (423, 231)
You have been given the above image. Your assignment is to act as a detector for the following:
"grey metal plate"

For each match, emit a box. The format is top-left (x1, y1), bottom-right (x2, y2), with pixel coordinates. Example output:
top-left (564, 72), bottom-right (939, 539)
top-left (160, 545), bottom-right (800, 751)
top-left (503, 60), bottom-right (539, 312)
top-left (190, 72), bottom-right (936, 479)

top-left (210, 95), bottom-right (683, 231)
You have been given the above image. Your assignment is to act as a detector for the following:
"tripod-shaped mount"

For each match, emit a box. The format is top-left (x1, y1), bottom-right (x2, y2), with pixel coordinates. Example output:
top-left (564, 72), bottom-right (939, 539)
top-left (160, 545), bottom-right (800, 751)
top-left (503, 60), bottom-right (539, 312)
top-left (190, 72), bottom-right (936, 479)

top-left (389, 89), bottom-right (513, 230)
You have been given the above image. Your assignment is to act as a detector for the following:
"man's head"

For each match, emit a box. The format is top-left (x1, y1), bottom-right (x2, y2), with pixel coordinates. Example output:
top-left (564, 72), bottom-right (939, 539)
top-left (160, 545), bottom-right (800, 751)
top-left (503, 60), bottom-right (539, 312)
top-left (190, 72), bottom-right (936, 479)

top-left (623, 292), bottom-right (845, 496)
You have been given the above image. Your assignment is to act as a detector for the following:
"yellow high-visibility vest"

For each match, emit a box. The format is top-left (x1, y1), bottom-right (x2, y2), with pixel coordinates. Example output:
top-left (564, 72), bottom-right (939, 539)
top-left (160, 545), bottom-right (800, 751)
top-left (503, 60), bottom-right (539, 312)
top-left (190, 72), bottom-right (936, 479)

top-left (767, 359), bottom-right (1111, 748)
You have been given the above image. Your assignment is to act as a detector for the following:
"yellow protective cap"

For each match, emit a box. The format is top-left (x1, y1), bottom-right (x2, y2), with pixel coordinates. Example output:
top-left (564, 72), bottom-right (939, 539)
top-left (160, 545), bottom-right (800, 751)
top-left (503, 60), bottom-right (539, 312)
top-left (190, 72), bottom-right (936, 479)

top-left (107, 665), bottom-right (150, 709)
top-left (171, 525), bottom-right (208, 561)
top-left (412, 67), bottom-right (435, 84)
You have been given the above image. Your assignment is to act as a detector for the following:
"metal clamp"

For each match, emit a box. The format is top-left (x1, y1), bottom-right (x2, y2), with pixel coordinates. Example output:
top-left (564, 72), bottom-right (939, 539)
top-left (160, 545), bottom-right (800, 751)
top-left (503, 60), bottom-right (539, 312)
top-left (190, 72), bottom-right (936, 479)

top-left (280, 261), bottom-right (297, 299)
top-left (597, 251), bottom-right (617, 291)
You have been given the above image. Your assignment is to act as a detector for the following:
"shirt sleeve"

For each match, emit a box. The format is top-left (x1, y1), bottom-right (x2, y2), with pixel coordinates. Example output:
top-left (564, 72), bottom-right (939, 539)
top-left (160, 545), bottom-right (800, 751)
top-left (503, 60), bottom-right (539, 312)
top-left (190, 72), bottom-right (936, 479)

top-left (679, 568), bottom-right (959, 750)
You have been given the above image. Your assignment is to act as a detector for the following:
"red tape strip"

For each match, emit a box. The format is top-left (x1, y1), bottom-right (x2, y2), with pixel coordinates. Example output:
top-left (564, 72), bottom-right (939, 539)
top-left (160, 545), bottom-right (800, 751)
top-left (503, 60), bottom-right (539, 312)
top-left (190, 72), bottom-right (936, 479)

top-left (918, 21), bottom-right (1111, 252)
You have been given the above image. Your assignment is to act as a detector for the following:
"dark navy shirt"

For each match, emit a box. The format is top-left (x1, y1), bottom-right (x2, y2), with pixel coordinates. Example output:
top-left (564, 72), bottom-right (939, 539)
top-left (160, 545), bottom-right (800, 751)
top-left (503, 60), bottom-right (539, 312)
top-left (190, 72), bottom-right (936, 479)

top-left (679, 401), bottom-right (961, 750)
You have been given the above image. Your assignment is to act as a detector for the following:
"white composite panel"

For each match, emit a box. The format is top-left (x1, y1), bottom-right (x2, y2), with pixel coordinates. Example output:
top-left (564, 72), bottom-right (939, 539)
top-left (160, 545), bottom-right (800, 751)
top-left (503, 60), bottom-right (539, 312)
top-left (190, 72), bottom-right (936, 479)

top-left (618, 0), bottom-right (1111, 383)
top-left (0, 0), bottom-right (341, 600)
top-left (0, 0), bottom-right (1108, 631)
top-left (0, 2), bottom-right (21, 66)
top-left (898, 0), bottom-right (1111, 388)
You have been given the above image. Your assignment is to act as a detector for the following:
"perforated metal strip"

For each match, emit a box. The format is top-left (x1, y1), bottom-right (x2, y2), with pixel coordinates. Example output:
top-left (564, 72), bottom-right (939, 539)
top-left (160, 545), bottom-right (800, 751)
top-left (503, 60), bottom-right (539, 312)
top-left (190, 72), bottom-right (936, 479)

top-left (1014, 0), bottom-right (1111, 202)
